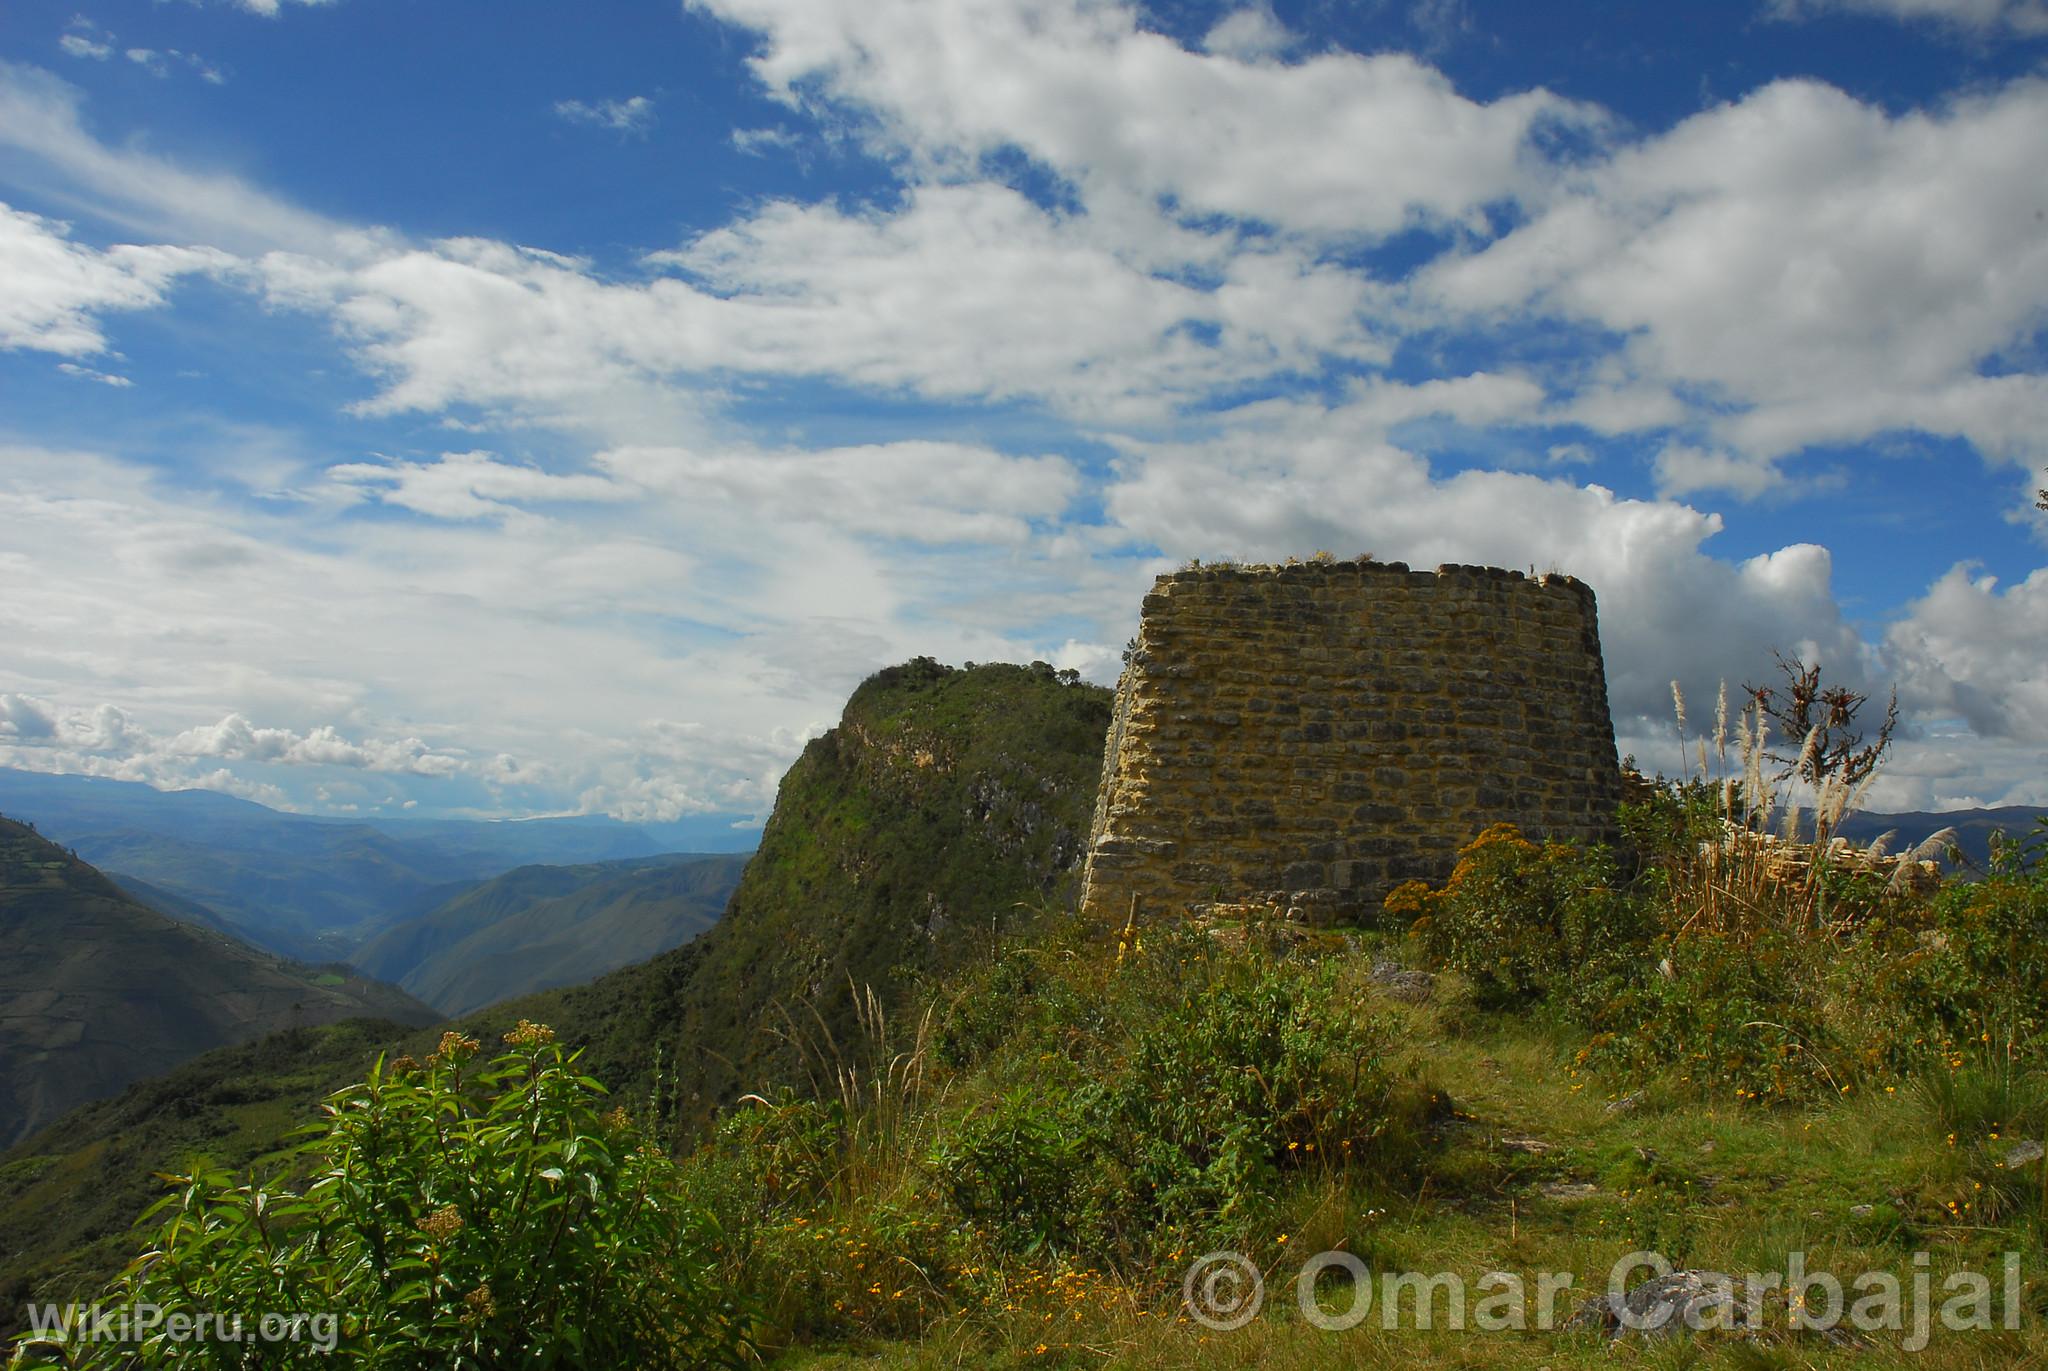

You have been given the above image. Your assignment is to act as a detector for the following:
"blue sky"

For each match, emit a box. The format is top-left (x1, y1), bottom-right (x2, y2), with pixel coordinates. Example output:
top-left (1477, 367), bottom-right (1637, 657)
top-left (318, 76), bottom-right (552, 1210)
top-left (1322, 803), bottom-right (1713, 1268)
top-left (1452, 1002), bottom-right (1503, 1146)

top-left (2, 0), bottom-right (2045, 822)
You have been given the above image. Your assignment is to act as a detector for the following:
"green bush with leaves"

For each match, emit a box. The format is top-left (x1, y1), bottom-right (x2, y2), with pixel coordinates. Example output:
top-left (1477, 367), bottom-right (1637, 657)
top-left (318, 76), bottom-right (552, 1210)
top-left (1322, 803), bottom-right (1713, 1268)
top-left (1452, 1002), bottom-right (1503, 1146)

top-left (1582, 928), bottom-right (1844, 1103)
top-left (1893, 833), bottom-right (2048, 1049)
top-left (1389, 823), bottom-right (1651, 1013)
top-left (929, 936), bottom-right (1411, 1265)
top-left (8, 1023), bottom-right (751, 1370)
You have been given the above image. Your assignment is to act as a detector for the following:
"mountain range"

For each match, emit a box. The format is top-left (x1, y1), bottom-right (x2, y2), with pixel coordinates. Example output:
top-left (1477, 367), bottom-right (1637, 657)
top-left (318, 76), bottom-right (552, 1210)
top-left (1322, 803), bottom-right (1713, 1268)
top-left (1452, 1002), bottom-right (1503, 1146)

top-left (0, 814), bottom-right (439, 1149)
top-left (0, 768), bottom-right (756, 963)
top-left (352, 852), bottom-right (749, 1015)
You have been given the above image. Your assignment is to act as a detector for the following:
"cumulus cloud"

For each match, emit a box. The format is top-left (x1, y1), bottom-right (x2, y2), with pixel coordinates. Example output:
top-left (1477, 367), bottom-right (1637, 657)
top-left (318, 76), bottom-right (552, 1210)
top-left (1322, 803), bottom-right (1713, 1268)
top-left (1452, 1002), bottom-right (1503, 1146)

top-left (0, 202), bottom-right (228, 355)
top-left (0, 689), bottom-right (470, 780)
top-left (166, 714), bottom-right (467, 775)
top-left (553, 95), bottom-right (655, 134)
top-left (1886, 565), bottom-right (2048, 743)
top-left (1423, 78), bottom-right (2048, 473)
top-left (687, 0), bottom-right (1605, 239)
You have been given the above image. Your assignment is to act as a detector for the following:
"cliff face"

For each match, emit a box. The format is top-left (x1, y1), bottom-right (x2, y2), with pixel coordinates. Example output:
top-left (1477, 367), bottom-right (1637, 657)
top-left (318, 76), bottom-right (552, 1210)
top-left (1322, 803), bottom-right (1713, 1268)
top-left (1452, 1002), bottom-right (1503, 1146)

top-left (464, 658), bottom-right (1114, 1128)
top-left (1080, 560), bottom-right (1623, 926)
top-left (661, 658), bottom-right (1112, 1108)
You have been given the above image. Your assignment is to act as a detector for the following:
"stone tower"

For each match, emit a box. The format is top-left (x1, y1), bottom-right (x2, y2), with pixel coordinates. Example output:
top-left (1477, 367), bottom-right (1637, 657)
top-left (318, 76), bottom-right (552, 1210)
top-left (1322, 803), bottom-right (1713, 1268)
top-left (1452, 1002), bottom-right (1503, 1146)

top-left (1079, 559), bottom-right (1623, 925)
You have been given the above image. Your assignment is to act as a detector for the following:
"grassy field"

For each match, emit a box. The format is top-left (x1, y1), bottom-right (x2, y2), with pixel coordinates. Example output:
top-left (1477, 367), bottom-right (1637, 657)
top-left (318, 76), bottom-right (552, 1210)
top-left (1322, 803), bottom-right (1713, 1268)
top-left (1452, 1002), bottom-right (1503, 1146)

top-left (759, 965), bottom-right (2048, 1369)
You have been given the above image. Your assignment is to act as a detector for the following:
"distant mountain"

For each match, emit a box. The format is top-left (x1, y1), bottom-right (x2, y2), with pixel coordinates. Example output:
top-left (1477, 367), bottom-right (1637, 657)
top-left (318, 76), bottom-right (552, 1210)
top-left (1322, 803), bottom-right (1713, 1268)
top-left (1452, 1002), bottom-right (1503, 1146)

top-left (0, 769), bottom-right (756, 961)
top-left (0, 814), bottom-right (440, 1149)
top-left (105, 874), bottom-right (255, 943)
top-left (353, 852), bottom-right (748, 1016)
top-left (1837, 805), bottom-right (2047, 871)
top-left (0, 660), bottom-right (1113, 1323)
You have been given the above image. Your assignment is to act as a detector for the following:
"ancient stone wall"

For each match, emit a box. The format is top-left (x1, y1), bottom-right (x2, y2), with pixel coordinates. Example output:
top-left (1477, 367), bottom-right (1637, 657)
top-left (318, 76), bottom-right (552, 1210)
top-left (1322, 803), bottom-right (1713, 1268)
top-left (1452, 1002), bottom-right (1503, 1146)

top-left (1079, 559), bottom-right (1623, 925)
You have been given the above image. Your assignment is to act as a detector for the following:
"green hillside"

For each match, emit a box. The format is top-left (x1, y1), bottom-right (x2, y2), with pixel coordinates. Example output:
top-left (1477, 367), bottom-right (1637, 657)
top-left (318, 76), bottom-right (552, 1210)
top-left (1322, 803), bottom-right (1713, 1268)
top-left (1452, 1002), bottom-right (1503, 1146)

top-left (471, 657), bottom-right (1114, 1127)
top-left (0, 659), bottom-right (1111, 1334)
top-left (0, 815), bottom-right (439, 1150)
top-left (359, 852), bottom-right (748, 1015)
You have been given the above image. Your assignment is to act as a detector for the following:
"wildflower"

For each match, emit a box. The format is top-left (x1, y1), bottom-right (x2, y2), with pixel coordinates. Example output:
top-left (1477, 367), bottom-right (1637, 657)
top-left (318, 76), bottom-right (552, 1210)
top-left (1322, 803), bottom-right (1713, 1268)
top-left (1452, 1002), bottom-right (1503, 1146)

top-left (430, 1032), bottom-right (481, 1065)
top-left (418, 1205), bottom-right (464, 1243)
top-left (503, 1019), bottom-right (555, 1048)
top-left (462, 1284), bottom-right (497, 1326)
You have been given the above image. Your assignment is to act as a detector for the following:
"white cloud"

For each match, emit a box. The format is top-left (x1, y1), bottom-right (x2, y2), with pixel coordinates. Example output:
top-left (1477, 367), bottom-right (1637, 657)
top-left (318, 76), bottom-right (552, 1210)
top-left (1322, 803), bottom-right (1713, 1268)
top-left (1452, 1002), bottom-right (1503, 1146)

top-left (688, 0), bottom-right (1605, 239)
top-left (1423, 78), bottom-right (2048, 472)
top-left (328, 450), bottom-right (637, 524)
top-left (0, 202), bottom-right (228, 355)
top-left (261, 185), bottom-right (1386, 428)
top-left (0, 438), bottom-right (1109, 821)
top-left (0, 689), bottom-right (467, 780)
top-left (1887, 565), bottom-right (2048, 743)
top-left (225, 0), bottom-right (338, 16)
top-left (599, 440), bottom-right (1078, 546)
top-left (1652, 445), bottom-right (1787, 500)
top-left (2, 13), bottom-right (2044, 820)
top-left (0, 695), bottom-right (59, 741)
top-left (55, 360), bottom-right (133, 386)
top-left (1766, 0), bottom-right (2048, 35)
top-left (665, 185), bottom-right (1378, 419)
top-left (730, 125), bottom-right (799, 156)
top-left (0, 63), bottom-right (363, 255)
top-left (123, 47), bottom-right (227, 84)
top-left (1099, 400), bottom-right (1870, 734)
top-left (59, 24), bottom-right (112, 61)
top-left (1202, 6), bottom-right (1294, 60)
top-left (165, 714), bottom-right (466, 775)
top-left (553, 96), bottom-right (655, 134)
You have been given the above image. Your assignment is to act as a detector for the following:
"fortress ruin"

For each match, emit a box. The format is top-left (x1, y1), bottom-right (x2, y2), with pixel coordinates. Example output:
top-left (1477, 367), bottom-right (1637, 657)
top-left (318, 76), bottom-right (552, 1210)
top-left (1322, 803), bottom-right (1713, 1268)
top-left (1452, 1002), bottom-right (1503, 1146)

top-left (1078, 559), bottom-right (1624, 925)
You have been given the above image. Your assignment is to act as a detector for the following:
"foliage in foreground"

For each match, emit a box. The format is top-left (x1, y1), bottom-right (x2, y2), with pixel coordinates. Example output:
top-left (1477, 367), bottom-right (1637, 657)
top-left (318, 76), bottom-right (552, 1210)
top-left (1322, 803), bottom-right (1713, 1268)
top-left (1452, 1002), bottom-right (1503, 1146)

top-left (676, 927), bottom-right (1439, 1345)
top-left (1389, 758), bottom-right (2048, 1106)
top-left (8, 1024), bottom-right (751, 1370)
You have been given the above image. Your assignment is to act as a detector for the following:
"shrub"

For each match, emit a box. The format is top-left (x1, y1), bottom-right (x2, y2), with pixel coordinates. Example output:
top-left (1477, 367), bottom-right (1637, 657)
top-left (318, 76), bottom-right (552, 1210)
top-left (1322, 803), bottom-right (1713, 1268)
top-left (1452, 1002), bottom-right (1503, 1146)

top-left (928, 938), bottom-right (1409, 1266)
top-left (1894, 861), bottom-right (2048, 1048)
top-left (1391, 824), bottom-right (1651, 1012)
top-left (928, 1087), bottom-right (1087, 1257)
top-left (1581, 929), bottom-right (1845, 1103)
top-left (10, 1024), bottom-right (752, 1370)
top-left (932, 950), bottom-right (1047, 1069)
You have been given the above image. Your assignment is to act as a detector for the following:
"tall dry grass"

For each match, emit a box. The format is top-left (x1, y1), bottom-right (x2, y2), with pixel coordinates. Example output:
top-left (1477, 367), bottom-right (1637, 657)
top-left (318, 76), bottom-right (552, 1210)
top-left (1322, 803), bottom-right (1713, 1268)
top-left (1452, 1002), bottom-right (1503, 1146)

top-left (1666, 680), bottom-right (1953, 939)
top-left (766, 977), bottom-right (941, 1199)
